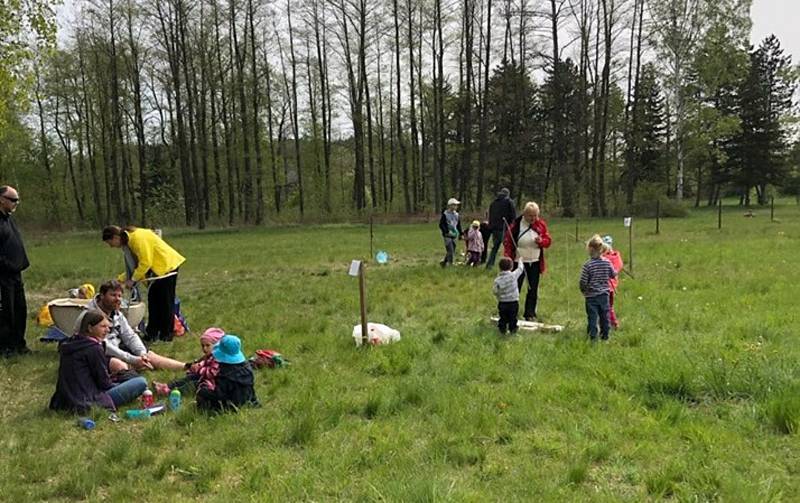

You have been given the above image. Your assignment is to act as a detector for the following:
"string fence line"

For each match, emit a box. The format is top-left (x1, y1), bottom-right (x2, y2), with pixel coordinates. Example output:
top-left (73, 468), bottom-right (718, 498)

top-left (564, 232), bottom-right (575, 327)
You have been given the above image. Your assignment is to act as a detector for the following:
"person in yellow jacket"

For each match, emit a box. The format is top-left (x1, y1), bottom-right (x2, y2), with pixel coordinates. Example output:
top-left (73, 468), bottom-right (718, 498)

top-left (102, 225), bottom-right (186, 342)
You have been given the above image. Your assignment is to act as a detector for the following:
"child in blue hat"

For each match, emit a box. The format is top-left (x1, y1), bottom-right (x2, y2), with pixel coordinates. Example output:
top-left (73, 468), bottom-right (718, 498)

top-left (196, 335), bottom-right (259, 412)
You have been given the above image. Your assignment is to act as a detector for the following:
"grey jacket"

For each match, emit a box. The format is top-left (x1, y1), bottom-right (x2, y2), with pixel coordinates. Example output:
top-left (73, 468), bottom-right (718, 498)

top-left (493, 266), bottom-right (524, 302)
top-left (85, 297), bottom-right (147, 364)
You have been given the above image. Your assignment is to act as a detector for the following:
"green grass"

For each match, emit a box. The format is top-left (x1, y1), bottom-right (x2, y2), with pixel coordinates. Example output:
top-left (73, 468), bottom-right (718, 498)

top-left (2, 202), bottom-right (799, 500)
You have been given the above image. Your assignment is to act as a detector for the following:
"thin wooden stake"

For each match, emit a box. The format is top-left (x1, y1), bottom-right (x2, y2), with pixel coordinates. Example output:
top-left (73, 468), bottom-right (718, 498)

top-left (359, 264), bottom-right (368, 346)
top-left (771, 196), bottom-right (775, 222)
top-left (629, 219), bottom-right (633, 275)
top-left (369, 213), bottom-right (374, 258)
top-left (656, 199), bottom-right (660, 235)
top-left (718, 198), bottom-right (722, 230)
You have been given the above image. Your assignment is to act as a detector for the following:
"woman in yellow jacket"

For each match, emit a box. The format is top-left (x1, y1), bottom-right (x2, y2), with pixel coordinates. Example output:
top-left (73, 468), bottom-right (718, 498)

top-left (102, 226), bottom-right (185, 342)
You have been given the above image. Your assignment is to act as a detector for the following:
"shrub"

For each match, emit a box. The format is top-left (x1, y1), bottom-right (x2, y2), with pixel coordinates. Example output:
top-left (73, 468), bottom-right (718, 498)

top-left (630, 183), bottom-right (688, 218)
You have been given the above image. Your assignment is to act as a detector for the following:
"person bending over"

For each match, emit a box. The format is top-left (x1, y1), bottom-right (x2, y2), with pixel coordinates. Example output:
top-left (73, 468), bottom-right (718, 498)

top-left (102, 225), bottom-right (185, 342)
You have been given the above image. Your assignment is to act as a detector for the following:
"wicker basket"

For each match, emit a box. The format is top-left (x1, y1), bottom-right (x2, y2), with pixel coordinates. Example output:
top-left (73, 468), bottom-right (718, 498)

top-left (48, 298), bottom-right (147, 334)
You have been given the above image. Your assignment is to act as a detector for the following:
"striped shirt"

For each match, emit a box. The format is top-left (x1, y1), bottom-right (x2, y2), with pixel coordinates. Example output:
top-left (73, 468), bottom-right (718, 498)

top-left (579, 258), bottom-right (617, 298)
top-left (493, 266), bottom-right (524, 302)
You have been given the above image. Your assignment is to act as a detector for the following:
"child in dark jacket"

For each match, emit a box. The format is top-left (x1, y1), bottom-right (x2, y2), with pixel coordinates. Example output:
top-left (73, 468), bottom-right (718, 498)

top-left (196, 335), bottom-right (259, 412)
top-left (438, 198), bottom-right (462, 267)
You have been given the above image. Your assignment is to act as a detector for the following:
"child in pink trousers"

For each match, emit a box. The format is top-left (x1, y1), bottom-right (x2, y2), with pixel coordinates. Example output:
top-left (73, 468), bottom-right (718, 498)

top-left (466, 220), bottom-right (485, 267)
top-left (602, 235), bottom-right (623, 328)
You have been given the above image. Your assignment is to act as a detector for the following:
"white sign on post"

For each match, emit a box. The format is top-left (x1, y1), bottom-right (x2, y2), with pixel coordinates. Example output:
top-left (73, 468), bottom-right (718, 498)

top-left (623, 217), bottom-right (632, 228)
top-left (348, 260), bottom-right (362, 277)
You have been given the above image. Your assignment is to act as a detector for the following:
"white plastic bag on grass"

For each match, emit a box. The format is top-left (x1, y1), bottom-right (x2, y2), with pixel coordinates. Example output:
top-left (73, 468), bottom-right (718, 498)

top-left (352, 323), bottom-right (401, 347)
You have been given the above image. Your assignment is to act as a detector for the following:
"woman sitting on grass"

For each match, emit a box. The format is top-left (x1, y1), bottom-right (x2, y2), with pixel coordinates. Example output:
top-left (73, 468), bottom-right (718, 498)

top-left (49, 310), bottom-right (147, 413)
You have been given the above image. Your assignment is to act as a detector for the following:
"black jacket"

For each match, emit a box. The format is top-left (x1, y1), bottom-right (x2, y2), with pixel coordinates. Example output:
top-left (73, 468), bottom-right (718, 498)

top-left (197, 361), bottom-right (259, 412)
top-left (49, 336), bottom-right (116, 413)
top-left (488, 194), bottom-right (516, 232)
top-left (0, 212), bottom-right (29, 275)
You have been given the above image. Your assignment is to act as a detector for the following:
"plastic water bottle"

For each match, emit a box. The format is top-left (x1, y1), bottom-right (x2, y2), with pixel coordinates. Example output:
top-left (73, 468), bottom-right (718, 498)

top-left (169, 389), bottom-right (182, 410)
top-left (76, 417), bottom-right (96, 430)
top-left (125, 408), bottom-right (152, 420)
top-left (141, 389), bottom-right (154, 408)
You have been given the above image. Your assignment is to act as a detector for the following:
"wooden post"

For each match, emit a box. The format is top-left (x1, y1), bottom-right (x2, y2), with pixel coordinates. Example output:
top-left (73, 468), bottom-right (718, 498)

top-left (369, 213), bottom-right (374, 259)
top-left (771, 196), bottom-right (775, 222)
top-left (359, 264), bottom-right (368, 346)
top-left (655, 200), bottom-right (660, 235)
top-left (718, 198), bottom-right (722, 230)
top-left (575, 217), bottom-right (579, 242)
top-left (629, 219), bottom-right (633, 275)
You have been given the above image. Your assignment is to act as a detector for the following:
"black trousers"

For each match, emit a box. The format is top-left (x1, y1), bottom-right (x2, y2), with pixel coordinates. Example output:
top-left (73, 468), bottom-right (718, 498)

top-left (497, 301), bottom-right (519, 333)
top-left (516, 261), bottom-right (541, 319)
top-left (169, 373), bottom-right (200, 395)
top-left (145, 272), bottom-right (178, 342)
top-left (0, 273), bottom-right (27, 352)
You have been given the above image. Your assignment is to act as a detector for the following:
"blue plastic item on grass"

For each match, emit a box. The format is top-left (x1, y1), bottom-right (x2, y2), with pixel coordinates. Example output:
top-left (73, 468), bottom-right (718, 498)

top-left (40, 327), bottom-right (68, 343)
top-left (76, 417), bottom-right (95, 430)
top-left (125, 408), bottom-right (152, 420)
top-left (169, 389), bottom-right (182, 410)
top-left (375, 250), bottom-right (389, 264)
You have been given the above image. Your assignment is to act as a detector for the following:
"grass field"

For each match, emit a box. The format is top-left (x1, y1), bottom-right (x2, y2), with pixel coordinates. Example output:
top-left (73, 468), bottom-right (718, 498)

top-left (1, 202), bottom-right (799, 501)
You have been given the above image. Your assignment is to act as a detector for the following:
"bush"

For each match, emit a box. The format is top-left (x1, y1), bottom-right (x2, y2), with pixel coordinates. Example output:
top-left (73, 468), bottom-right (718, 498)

top-left (630, 183), bottom-right (688, 218)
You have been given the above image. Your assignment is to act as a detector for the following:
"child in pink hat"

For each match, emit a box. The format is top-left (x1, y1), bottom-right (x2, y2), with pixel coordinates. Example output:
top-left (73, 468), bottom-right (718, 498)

top-left (154, 327), bottom-right (225, 396)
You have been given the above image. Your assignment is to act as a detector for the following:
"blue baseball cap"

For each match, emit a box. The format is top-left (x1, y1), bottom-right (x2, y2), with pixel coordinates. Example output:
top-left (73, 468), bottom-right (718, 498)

top-left (212, 335), bottom-right (246, 364)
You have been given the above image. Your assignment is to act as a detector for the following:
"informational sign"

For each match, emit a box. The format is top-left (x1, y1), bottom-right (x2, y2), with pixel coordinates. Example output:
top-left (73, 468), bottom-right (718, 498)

top-left (623, 217), bottom-right (632, 228)
top-left (348, 260), bottom-right (362, 277)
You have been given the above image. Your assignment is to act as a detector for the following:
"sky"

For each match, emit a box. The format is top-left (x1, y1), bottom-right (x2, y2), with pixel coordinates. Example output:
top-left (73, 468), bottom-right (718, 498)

top-left (751, 0), bottom-right (800, 60)
top-left (56, 1), bottom-right (800, 61)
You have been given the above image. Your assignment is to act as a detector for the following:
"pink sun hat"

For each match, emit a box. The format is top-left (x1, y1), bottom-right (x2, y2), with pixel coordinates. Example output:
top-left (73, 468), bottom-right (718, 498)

top-left (200, 327), bottom-right (225, 345)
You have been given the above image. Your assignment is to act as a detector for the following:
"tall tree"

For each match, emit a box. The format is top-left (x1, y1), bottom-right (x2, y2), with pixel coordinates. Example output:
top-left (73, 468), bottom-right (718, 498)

top-left (394, 0), bottom-right (411, 212)
top-left (650, 0), bottom-right (706, 201)
top-left (287, 0), bottom-right (305, 216)
top-left (733, 35), bottom-right (796, 205)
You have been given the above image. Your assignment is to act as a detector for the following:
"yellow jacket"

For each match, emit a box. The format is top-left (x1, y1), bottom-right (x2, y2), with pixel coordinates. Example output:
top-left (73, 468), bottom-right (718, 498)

top-left (118, 228), bottom-right (186, 282)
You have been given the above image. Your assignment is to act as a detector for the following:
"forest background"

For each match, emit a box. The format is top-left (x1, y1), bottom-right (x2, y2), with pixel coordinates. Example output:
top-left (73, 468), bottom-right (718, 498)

top-left (1, 0), bottom-right (799, 228)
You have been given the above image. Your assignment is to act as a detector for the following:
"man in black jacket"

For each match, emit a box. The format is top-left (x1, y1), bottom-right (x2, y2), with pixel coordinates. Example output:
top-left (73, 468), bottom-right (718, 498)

top-left (0, 185), bottom-right (30, 356)
top-left (485, 188), bottom-right (516, 269)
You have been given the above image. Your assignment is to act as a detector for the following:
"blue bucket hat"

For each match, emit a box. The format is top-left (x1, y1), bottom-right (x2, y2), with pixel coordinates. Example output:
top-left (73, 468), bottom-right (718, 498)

top-left (212, 335), bottom-right (246, 364)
